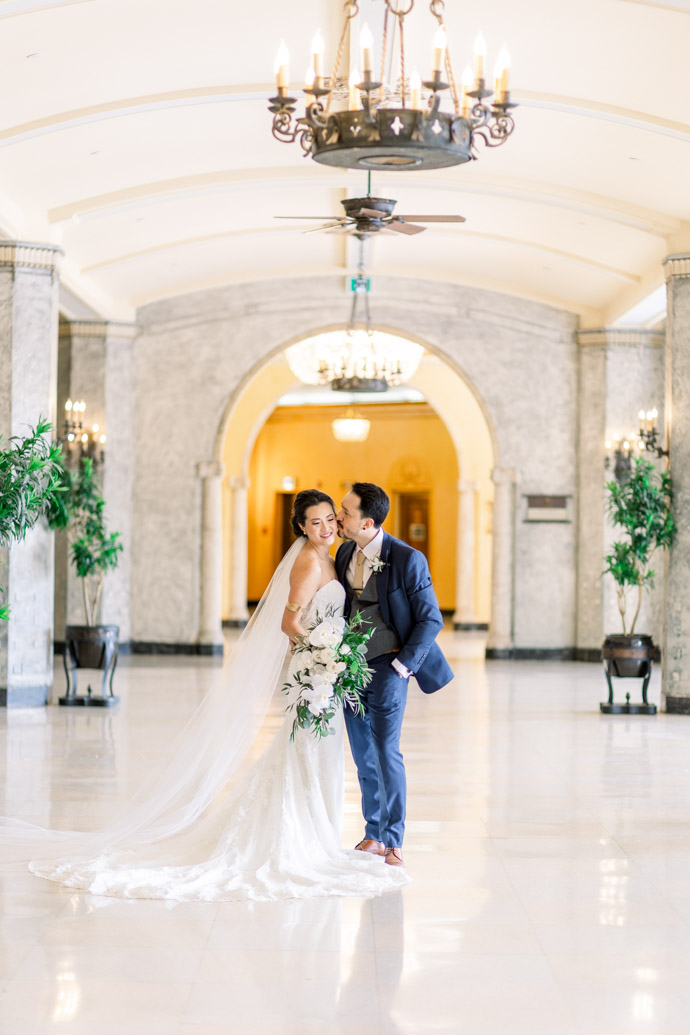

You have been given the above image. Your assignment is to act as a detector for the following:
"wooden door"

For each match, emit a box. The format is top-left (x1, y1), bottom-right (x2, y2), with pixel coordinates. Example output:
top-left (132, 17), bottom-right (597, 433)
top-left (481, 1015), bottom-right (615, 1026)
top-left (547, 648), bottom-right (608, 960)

top-left (398, 492), bottom-right (430, 561)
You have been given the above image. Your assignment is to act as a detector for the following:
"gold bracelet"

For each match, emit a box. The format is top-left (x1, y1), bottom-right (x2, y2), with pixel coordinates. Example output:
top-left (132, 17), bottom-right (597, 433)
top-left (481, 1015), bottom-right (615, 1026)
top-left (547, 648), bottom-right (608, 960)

top-left (285, 602), bottom-right (303, 612)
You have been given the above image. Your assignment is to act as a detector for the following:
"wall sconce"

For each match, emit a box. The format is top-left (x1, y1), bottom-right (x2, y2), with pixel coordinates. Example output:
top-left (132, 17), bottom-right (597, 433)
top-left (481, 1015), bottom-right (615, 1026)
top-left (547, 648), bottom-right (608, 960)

top-left (605, 432), bottom-right (642, 483)
top-left (281, 476), bottom-right (297, 491)
top-left (62, 398), bottom-right (106, 465)
top-left (637, 408), bottom-right (669, 460)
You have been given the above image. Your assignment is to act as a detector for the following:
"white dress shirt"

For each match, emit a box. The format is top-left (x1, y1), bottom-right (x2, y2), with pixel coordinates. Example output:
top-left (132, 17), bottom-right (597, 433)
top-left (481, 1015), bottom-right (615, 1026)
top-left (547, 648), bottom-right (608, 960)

top-left (347, 529), bottom-right (411, 679)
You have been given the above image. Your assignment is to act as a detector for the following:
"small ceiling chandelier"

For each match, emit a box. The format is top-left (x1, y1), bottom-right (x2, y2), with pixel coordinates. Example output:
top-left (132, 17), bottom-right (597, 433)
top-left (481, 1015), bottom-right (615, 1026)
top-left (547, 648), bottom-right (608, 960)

top-left (332, 407), bottom-right (371, 443)
top-left (285, 248), bottom-right (424, 393)
top-left (269, 0), bottom-right (516, 172)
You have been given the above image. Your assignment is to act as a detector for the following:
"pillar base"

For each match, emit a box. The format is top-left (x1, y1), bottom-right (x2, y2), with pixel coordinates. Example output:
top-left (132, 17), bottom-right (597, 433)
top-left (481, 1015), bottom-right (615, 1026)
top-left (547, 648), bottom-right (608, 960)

top-left (665, 696), bottom-right (690, 715)
top-left (223, 618), bottom-right (248, 629)
top-left (197, 643), bottom-right (224, 657)
top-left (453, 621), bottom-right (488, 631)
top-left (0, 685), bottom-right (49, 708)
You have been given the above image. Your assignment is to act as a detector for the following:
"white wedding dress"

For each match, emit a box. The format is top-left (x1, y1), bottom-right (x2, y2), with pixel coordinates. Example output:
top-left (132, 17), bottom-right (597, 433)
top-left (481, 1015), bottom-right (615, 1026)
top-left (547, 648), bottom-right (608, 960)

top-left (20, 570), bottom-right (410, 901)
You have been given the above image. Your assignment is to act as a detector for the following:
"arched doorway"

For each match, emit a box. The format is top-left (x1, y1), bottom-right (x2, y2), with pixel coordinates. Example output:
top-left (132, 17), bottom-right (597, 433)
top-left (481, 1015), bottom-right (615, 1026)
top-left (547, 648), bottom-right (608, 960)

top-left (207, 329), bottom-right (501, 649)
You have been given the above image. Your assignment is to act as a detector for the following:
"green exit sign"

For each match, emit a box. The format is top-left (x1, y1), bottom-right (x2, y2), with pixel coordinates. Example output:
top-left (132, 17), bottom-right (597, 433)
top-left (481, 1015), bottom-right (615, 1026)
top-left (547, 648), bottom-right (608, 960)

top-left (349, 277), bottom-right (371, 293)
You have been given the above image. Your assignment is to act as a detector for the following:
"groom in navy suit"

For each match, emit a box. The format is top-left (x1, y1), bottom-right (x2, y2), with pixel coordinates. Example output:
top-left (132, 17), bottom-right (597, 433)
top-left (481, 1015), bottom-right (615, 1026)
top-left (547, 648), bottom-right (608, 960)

top-left (336, 482), bottom-right (453, 868)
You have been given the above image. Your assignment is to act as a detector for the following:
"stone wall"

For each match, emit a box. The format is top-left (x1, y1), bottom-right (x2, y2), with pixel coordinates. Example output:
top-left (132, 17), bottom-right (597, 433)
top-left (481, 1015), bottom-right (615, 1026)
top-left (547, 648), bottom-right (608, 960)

top-left (132, 276), bottom-right (578, 650)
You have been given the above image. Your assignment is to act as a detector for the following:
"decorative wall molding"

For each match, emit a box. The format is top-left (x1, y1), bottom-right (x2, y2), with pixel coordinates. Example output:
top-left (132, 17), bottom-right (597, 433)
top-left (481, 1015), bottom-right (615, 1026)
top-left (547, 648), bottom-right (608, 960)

top-left (663, 254), bottom-right (690, 281)
top-left (59, 319), bottom-right (139, 340)
top-left (0, 241), bottom-right (62, 274)
top-left (577, 327), bottom-right (665, 348)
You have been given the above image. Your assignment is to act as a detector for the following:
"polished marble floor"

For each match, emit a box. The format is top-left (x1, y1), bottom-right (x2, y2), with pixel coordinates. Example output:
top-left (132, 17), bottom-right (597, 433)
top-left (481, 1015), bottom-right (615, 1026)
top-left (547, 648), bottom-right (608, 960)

top-left (1, 631), bottom-right (690, 1034)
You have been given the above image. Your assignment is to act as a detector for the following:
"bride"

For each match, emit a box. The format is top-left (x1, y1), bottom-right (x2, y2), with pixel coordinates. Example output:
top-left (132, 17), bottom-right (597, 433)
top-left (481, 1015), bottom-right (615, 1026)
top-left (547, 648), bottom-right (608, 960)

top-left (0, 489), bottom-right (410, 901)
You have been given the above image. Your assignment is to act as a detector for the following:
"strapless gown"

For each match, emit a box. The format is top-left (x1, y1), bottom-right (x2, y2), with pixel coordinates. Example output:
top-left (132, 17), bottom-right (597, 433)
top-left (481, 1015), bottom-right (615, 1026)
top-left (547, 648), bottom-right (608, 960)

top-left (30, 580), bottom-right (411, 901)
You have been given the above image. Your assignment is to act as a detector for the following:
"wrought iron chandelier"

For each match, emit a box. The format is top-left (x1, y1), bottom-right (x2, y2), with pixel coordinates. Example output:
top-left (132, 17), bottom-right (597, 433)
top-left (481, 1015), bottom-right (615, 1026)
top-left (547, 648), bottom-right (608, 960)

top-left (269, 0), bottom-right (516, 171)
top-left (285, 250), bottom-right (424, 393)
top-left (61, 398), bottom-right (106, 466)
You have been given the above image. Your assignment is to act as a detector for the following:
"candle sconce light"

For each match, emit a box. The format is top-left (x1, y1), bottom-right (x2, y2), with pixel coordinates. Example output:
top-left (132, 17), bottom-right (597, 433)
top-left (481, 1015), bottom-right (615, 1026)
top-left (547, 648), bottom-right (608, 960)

top-left (61, 398), bottom-right (106, 466)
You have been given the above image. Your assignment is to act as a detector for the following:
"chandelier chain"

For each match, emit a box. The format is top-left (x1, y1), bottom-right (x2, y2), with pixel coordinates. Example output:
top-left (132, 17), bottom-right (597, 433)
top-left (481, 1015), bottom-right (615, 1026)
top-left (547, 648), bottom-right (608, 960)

top-left (399, 12), bottom-right (406, 108)
top-left (326, 2), bottom-right (359, 114)
top-left (377, 4), bottom-right (389, 105)
top-left (430, 0), bottom-right (460, 114)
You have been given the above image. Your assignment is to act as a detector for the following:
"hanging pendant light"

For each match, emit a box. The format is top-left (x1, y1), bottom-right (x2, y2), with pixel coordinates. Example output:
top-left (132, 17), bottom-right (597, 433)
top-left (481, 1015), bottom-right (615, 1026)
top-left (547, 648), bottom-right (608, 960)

top-left (331, 408), bottom-right (371, 443)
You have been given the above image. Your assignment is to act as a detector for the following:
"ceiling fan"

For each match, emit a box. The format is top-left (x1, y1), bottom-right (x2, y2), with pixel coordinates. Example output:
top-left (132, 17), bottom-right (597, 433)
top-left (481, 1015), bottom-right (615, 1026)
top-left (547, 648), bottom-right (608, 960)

top-left (276, 195), bottom-right (466, 240)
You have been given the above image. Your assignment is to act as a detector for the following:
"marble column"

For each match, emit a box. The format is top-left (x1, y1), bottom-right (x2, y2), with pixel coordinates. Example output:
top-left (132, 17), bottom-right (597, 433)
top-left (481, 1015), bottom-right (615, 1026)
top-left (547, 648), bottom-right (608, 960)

top-left (576, 329), bottom-right (665, 659)
top-left (486, 467), bottom-right (516, 657)
top-left (453, 480), bottom-right (479, 628)
top-left (0, 242), bottom-right (61, 707)
top-left (54, 321), bottom-right (137, 643)
top-left (663, 255), bottom-right (690, 712)
top-left (226, 475), bottom-right (250, 627)
top-left (197, 461), bottom-right (226, 654)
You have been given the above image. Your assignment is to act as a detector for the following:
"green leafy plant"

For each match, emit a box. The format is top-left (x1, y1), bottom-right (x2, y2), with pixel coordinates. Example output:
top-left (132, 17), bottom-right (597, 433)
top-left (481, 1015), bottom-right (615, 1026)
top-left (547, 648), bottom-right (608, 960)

top-left (0, 419), bottom-right (65, 621)
top-left (49, 456), bottom-right (122, 627)
top-left (604, 457), bottom-right (675, 635)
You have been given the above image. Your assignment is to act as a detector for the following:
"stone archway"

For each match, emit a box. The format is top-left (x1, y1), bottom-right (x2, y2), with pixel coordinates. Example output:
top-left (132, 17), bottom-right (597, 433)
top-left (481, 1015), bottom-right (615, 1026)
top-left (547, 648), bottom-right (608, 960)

top-left (200, 329), bottom-right (508, 653)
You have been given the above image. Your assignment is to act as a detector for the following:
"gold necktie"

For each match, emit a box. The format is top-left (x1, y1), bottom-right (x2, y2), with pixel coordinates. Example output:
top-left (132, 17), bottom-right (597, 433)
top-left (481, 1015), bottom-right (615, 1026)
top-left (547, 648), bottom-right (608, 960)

top-left (353, 549), bottom-right (366, 597)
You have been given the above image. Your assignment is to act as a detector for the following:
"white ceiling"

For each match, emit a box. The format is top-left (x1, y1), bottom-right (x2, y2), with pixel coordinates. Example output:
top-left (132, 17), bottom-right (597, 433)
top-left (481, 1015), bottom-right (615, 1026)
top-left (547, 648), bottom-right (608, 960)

top-left (0, 0), bottom-right (687, 325)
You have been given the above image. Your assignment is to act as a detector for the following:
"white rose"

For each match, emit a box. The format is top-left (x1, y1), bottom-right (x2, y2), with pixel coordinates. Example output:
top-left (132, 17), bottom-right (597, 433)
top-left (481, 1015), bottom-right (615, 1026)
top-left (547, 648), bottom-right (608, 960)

top-left (339, 644), bottom-right (351, 655)
top-left (334, 661), bottom-right (347, 673)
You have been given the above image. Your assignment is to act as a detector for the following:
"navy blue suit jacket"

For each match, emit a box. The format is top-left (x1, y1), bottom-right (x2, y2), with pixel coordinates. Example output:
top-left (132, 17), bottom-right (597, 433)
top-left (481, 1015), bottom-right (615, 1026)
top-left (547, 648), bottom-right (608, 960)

top-left (335, 532), bottom-right (454, 694)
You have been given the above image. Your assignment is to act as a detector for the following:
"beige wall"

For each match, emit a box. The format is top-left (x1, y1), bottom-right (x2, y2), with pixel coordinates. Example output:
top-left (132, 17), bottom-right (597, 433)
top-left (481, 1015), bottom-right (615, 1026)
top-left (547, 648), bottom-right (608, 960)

top-left (246, 403), bottom-right (459, 610)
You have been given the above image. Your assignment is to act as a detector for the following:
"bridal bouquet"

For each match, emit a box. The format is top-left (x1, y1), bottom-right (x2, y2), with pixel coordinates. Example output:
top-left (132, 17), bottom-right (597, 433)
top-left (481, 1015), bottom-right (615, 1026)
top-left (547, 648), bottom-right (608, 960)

top-left (282, 606), bottom-right (373, 741)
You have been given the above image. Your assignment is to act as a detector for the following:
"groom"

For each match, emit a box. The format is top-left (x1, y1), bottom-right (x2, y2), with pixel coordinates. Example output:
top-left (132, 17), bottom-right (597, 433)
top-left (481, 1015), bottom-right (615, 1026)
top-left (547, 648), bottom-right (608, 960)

top-left (336, 482), bottom-right (453, 868)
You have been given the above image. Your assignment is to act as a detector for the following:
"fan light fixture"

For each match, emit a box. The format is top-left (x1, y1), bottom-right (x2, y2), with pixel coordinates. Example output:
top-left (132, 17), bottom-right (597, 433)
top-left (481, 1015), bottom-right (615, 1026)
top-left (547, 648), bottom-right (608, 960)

top-left (269, 0), bottom-right (517, 172)
top-left (332, 408), bottom-right (371, 443)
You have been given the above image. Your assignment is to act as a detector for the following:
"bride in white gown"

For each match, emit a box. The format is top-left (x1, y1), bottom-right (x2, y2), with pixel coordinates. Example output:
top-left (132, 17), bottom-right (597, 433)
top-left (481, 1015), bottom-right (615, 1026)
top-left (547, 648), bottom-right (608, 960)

top-left (1, 490), bottom-right (410, 901)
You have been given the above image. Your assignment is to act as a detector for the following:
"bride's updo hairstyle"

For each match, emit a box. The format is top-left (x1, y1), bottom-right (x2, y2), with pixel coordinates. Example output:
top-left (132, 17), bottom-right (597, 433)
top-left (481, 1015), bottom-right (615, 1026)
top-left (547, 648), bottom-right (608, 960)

top-left (291, 489), bottom-right (336, 538)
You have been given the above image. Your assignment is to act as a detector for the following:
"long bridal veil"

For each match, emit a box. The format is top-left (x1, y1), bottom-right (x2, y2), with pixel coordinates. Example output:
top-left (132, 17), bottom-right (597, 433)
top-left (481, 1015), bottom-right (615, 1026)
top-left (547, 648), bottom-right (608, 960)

top-left (0, 538), bottom-right (308, 868)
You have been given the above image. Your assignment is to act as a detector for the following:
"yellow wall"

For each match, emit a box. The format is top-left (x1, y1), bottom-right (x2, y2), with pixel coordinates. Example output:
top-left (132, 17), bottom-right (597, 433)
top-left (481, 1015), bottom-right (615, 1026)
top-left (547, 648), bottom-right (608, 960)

top-left (246, 402), bottom-right (459, 610)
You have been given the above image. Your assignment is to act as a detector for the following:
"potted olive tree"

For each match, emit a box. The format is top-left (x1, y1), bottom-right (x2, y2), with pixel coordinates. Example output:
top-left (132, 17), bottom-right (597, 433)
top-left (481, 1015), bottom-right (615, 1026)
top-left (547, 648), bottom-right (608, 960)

top-left (602, 456), bottom-right (674, 713)
top-left (50, 456), bottom-right (123, 705)
top-left (0, 419), bottom-right (64, 620)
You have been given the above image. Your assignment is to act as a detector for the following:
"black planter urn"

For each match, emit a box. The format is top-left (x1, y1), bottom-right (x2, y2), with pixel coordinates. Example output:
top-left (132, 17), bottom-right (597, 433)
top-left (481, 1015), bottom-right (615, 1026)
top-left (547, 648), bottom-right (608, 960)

top-left (601, 633), bottom-right (656, 715)
top-left (60, 624), bottom-right (120, 707)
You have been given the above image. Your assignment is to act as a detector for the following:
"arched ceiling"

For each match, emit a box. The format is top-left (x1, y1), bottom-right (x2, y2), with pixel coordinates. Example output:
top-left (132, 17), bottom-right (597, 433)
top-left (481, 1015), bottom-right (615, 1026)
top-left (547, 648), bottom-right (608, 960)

top-left (0, 0), bottom-right (687, 326)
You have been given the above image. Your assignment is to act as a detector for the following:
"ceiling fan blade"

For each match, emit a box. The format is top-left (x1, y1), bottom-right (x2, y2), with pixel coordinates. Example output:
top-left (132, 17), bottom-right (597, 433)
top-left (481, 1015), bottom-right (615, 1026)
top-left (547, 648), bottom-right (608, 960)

top-left (303, 221), bottom-right (352, 234)
top-left (387, 219), bottom-right (426, 236)
top-left (396, 214), bottom-right (466, 223)
top-left (274, 215), bottom-right (346, 220)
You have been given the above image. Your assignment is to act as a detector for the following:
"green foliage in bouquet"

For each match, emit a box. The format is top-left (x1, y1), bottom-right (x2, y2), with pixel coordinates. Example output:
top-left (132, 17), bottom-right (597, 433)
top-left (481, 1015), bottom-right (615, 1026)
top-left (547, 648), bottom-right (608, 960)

top-left (282, 606), bottom-right (374, 741)
top-left (0, 419), bottom-right (66, 621)
top-left (604, 456), bottom-right (675, 635)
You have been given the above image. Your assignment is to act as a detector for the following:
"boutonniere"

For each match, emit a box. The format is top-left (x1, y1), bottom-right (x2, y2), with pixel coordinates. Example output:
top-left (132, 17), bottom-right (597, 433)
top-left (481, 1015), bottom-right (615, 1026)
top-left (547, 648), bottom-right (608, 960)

top-left (370, 556), bottom-right (388, 574)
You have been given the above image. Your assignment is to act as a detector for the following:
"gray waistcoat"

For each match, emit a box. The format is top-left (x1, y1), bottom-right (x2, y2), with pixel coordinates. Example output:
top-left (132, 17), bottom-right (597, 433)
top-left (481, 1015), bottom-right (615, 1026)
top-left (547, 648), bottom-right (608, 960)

top-left (345, 571), bottom-right (401, 661)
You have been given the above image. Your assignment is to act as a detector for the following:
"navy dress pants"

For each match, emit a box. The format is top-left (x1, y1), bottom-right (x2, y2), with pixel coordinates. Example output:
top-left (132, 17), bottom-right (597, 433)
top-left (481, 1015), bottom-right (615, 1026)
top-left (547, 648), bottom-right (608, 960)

top-left (344, 654), bottom-right (409, 847)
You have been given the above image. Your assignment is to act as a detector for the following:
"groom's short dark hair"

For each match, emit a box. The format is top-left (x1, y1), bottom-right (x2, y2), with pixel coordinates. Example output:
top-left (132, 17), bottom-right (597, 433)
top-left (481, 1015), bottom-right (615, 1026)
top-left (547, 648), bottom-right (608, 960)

top-left (351, 482), bottom-right (390, 528)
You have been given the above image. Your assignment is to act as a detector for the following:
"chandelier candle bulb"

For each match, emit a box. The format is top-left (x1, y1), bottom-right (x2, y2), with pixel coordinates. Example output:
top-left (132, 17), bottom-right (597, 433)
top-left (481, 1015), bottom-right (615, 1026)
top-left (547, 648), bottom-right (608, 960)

top-left (304, 66), bottom-right (316, 105)
top-left (311, 29), bottom-right (324, 80)
top-left (639, 408), bottom-right (646, 432)
top-left (473, 32), bottom-right (487, 83)
top-left (431, 26), bottom-right (447, 75)
top-left (360, 23), bottom-right (374, 75)
top-left (495, 46), bottom-right (510, 101)
top-left (410, 68), bottom-right (422, 110)
top-left (348, 67), bottom-right (361, 111)
top-left (461, 64), bottom-right (473, 113)
top-left (274, 40), bottom-right (289, 90)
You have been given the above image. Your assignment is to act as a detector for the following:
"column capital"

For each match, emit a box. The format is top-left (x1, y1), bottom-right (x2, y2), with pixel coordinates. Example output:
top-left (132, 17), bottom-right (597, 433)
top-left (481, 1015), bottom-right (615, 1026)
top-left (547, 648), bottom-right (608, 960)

top-left (0, 241), bottom-right (62, 275)
top-left (577, 328), bottom-right (664, 349)
top-left (59, 320), bottom-right (139, 341)
top-left (228, 475), bottom-right (250, 491)
top-left (196, 461), bottom-right (225, 480)
top-left (664, 253), bottom-right (690, 281)
top-left (491, 467), bottom-right (516, 486)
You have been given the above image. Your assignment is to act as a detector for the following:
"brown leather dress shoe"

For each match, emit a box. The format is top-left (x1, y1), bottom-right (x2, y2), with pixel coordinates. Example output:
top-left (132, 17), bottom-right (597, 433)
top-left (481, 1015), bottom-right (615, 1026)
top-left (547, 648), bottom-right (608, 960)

top-left (354, 839), bottom-right (386, 856)
top-left (384, 847), bottom-right (404, 867)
